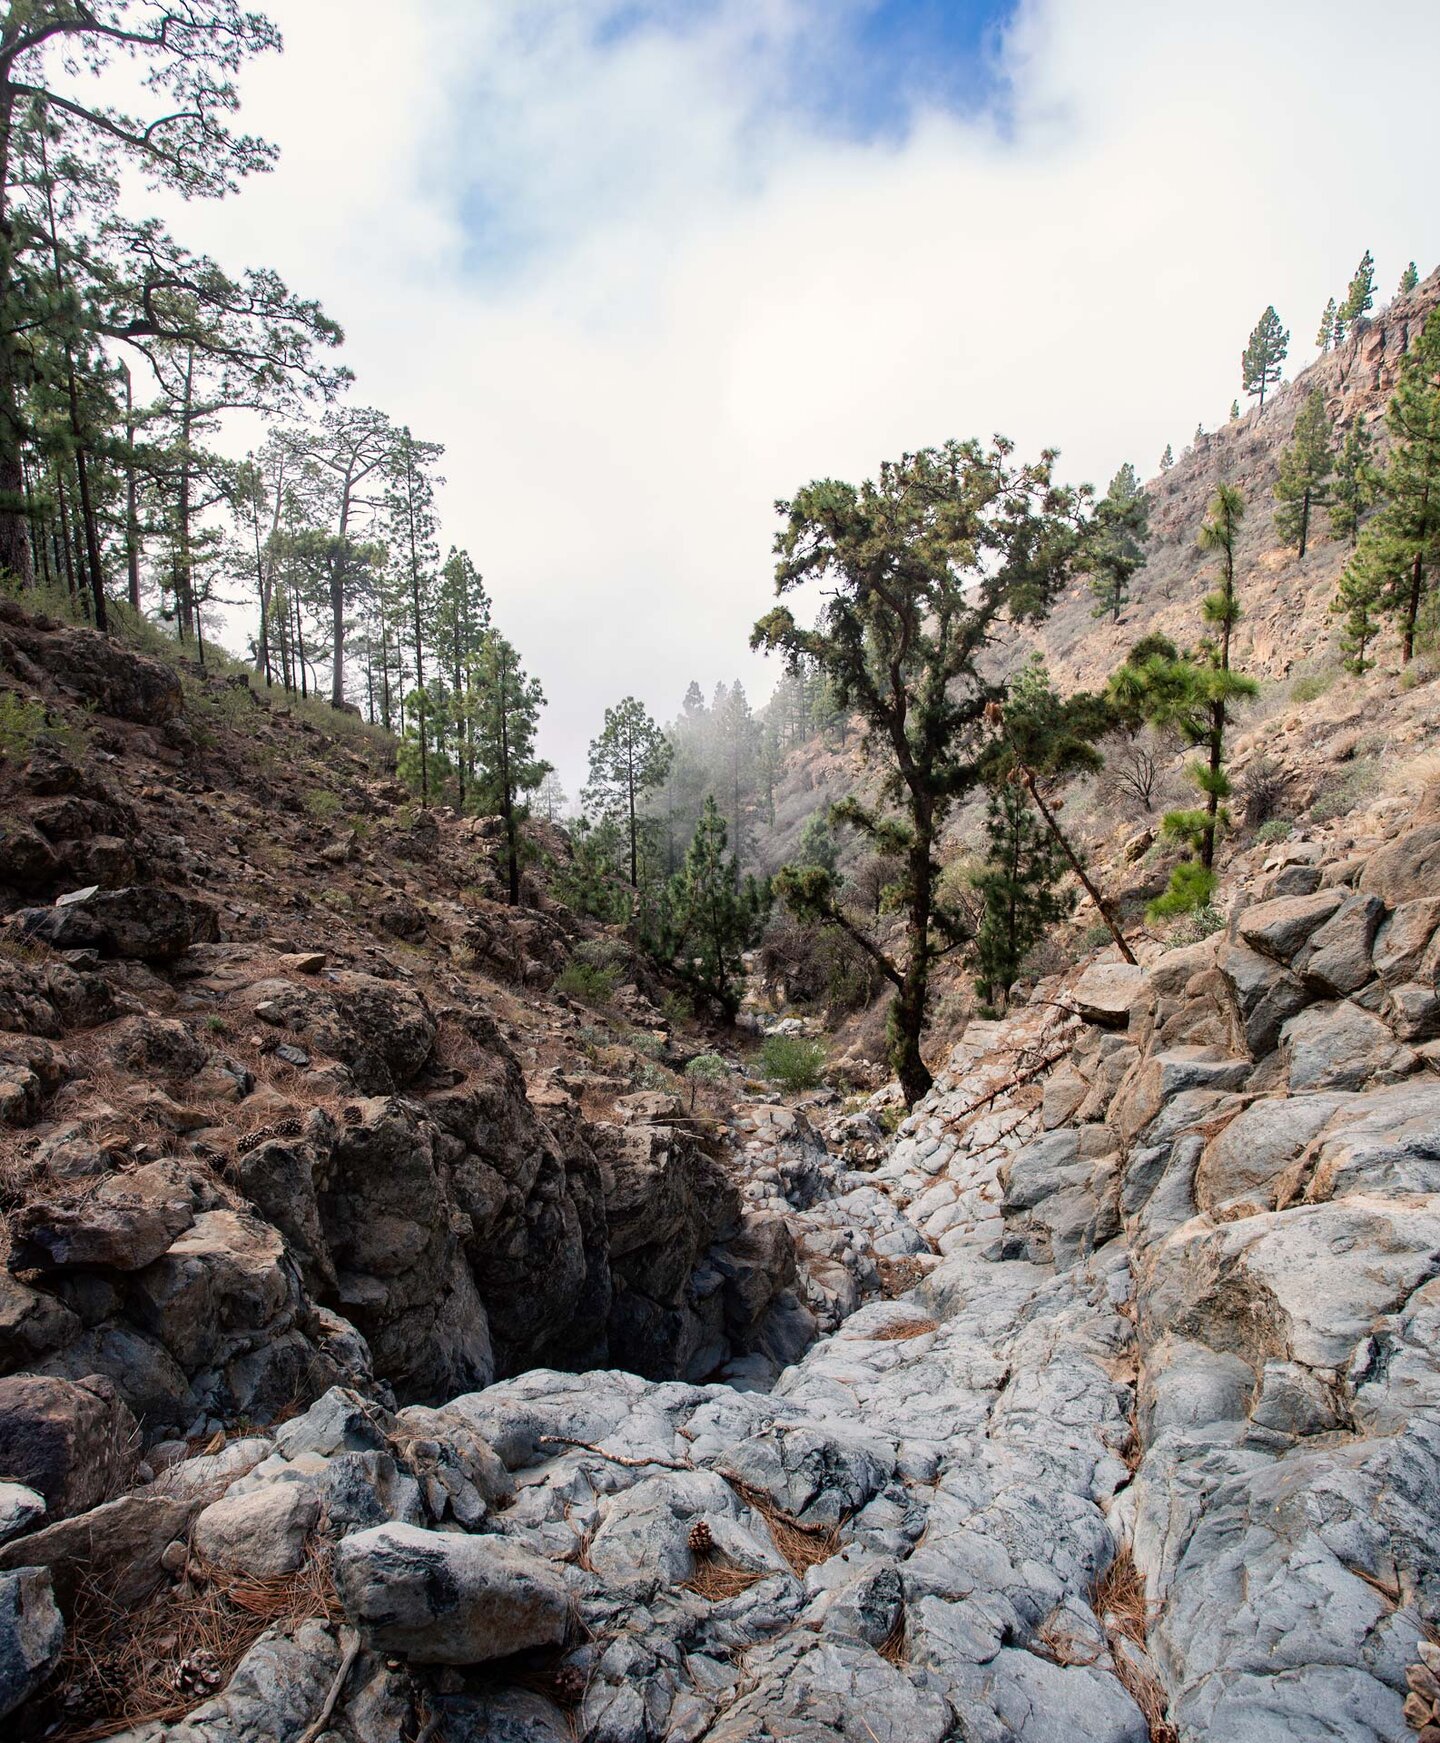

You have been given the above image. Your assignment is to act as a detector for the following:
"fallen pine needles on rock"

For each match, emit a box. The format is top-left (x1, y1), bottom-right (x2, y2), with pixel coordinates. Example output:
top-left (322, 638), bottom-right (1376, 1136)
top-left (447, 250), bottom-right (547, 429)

top-left (48, 1544), bottom-right (341, 1740)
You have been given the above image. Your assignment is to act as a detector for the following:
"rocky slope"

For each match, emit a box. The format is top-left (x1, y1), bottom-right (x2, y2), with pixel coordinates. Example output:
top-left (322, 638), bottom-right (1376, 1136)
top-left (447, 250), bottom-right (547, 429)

top-left (0, 601), bottom-right (822, 1461)
top-left (4, 674), bottom-right (1438, 1737)
top-left (1030, 266), bottom-right (1440, 694)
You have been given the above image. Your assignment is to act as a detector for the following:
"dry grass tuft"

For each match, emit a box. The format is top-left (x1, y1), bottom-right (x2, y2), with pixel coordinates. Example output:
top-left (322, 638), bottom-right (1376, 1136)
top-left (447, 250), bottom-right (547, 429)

top-left (877, 1611), bottom-right (908, 1666)
top-left (1092, 1547), bottom-right (1177, 1743)
top-left (727, 1480), bottom-right (841, 1576)
top-left (50, 1546), bottom-right (340, 1741)
top-left (865, 1316), bottom-right (939, 1342)
top-left (682, 1554), bottom-right (768, 1602)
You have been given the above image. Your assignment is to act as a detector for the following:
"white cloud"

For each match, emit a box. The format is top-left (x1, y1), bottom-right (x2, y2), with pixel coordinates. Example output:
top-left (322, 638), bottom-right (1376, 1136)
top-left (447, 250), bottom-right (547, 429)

top-left (159, 0), bottom-right (1440, 793)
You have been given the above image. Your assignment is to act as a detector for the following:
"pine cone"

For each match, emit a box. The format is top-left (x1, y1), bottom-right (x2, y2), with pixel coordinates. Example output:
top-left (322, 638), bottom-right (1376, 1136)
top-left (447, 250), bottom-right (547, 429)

top-left (552, 1664), bottom-right (586, 1707)
top-left (173, 1648), bottom-right (223, 1695)
top-left (688, 1519), bottom-right (714, 1555)
top-left (236, 1126), bottom-right (271, 1155)
top-left (275, 1115), bottom-right (304, 1137)
top-left (343, 1104), bottom-right (363, 1126)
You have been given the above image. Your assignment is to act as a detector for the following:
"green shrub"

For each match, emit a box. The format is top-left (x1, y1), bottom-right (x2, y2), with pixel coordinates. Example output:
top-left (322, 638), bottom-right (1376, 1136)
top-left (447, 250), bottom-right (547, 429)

top-left (0, 691), bottom-right (84, 759)
top-left (660, 990), bottom-right (694, 1027)
top-left (556, 961), bottom-right (620, 1005)
top-left (1290, 668), bottom-right (1338, 704)
top-left (1255, 818), bottom-right (1293, 844)
top-left (1146, 860), bottom-right (1217, 921)
top-left (759, 1033), bottom-right (827, 1092)
top-left (685, 1052), bottom-right (729, 1088)
top-left (1309, 758), bottom-right (1379, 823)
top-left (634, 1059), bottom-right (677, 1092)
top-left (303, 789), bottom-right (344, 822)
top-left (1165, 903), bottom-right (1226, 944)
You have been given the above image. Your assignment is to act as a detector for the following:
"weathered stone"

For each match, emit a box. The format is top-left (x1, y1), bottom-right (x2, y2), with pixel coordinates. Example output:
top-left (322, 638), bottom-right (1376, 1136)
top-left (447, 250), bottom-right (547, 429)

top-left (1371, 897), bottom-right (1440, 986)
top-left (8, 1161), bottom-right (197, 1273)
top-left (193, 1482), bottom-right (321, 1576)
top-left (0, 1373), bottom-right (138, 1520)
top-left (12, 884), bottom-right (218, 960)
top-left (1069, 961), bottom-right (1146, 1028)
top-left (1360, 821), bottom-right (1440, 906)
top-left (1385, 981), bottom-right (1440, 1043)
top-left (0, 818), bottom-right (60, 891)
top-left (1215, 940), bottom-right (1310, 1057)
top-left (0, 1566), bottom-right (64, 1719)
top-left (1, 617), bottom-right (182, 723)
top-left (128, 1210), bottom-right (298, 1372)
top-left (1282, 1000), bottom-right (1418, 1091)
top-left (1295, 892), bottom-right (1385, 996)
top-left (336, 1521), bottom-right (569, 1663)
top-left (0, 1485), bottom-right (44, 1547)
top-left (0, 1490), bottom-right (196, 1607)
top-left (1236, 889), bottom-right (1345, 964)
top-left (0, 1272), bottom-right (81, 1371)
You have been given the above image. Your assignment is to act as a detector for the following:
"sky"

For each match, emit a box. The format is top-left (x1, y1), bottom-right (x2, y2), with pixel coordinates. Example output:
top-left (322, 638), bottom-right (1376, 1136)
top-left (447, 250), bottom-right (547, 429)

top-left (142, 0), bottom-right (1440, 795)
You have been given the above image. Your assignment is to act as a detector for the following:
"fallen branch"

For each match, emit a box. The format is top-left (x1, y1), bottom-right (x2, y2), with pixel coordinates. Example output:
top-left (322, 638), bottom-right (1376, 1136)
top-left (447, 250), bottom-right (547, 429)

top-left (538, 1435), bottom-right (694, 1472)
top-left (297, 1625), bottom-right (360, 1743)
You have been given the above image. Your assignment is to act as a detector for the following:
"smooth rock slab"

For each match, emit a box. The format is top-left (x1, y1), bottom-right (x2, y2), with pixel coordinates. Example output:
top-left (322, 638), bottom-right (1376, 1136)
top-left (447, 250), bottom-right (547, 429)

top-left (336, 1521), bottom-right (569, 1664)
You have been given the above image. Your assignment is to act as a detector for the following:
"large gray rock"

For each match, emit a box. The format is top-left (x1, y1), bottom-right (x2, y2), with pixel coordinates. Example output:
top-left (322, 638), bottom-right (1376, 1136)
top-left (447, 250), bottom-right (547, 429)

top-left (1070, 962), bottom-right (1146, 1028)
top-left (336, 1522), bottom-right (570, 1663)
top-left (1360, 822), bottom-right (1440, 906)
top-left (1371, 896), bottom-right (1440, 986)
top-left (1215, 941), bottom-right (1310, 1058)
top-left (0, 1566), bottom-right (64, 1719)
top-left (1281, 1000), bottom-right (1417, 1091)
top-left (8, 1160), bottom-right (196, 1273)
top-left (1237, 889), bottom-right (1345, 964)
top-left (1295, 892), bottom-right (1385, 996)
top-left (0, 1485), bottom-right (44, 1548)
top-left (0, 1373), bottom-right (138, 1520)
top-left (11, 884), bottom-right (218, 960)
top-left (192, 1482), bottom-right (321, 1576)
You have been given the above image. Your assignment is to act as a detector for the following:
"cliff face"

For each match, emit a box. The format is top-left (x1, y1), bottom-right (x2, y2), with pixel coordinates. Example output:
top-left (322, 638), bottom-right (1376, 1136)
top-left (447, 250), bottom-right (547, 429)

top-left (1030, 267), bottom-right (1440, 692)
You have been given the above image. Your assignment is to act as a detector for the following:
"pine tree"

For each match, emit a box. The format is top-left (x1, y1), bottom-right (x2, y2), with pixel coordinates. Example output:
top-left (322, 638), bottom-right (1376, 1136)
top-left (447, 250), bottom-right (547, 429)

top-left (385, 429), bottom-right (445, 802)
top-left (1328, 422), bottom-right (1381, 546)
top-left (1111, 490), bottom-right (1258, 915)
top-left (1241, 307), bottom-right (1289, 412)
top-left (649, 796), bottom-right (750, 1018)
top-left (469, 628), bottom-right (549, 906)
top-left (969, 778), bottom-right (1068, 1014)
top-left (1332, 546), bottom-right (1386, 674)
top-left (1230, 400), bottom-right (1241, 420)
top-left (1087, 462), bottom-right (1149, 622)
top-left (1274, 389), bottom-right (1334, 559)
top-left (537, 771), bottom-right (567, 823)
top-left (1193, 422), bottom-right (1206, 444)
top-left (434, 547), bottom-right (491, 804)
top-left (753, 437), bottom-right (1085, 1105)
top-left (1340, 250), bottom-right (1376, 328)
top-left (1160, 444), bottom-right (1174, 471)
top-left (1344, 308), bottom-right (1440, 662)
top-left (1316, 299), bottom-right (1337, 353)
top-left (984, 658), bottom-right (1134, 962)
top-left (585, 698), bottom-right (673, 887)
top-left (1399, 262), bottom-right (1420, 295)
top-left (797, 809), bottom-right (838, 873)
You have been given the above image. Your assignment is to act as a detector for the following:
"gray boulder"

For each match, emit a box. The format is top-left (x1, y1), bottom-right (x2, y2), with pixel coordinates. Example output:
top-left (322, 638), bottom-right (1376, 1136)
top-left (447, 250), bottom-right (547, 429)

top-left (0, 1566), bottom-right (64, 1719)
top-left (1236, 889), bottom-right (1345, 964)
top-left (336, 1521), bottom-right (570, 1663)
top-left (0, 1373), bottom-right (138, 1520)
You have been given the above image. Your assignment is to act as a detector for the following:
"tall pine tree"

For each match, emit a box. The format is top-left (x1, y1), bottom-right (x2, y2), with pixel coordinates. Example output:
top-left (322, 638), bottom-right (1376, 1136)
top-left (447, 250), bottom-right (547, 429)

top-left (1274, 390), bottom-right (1333, 559)
top-left (1241, 307), bottom-right (1289, 412)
